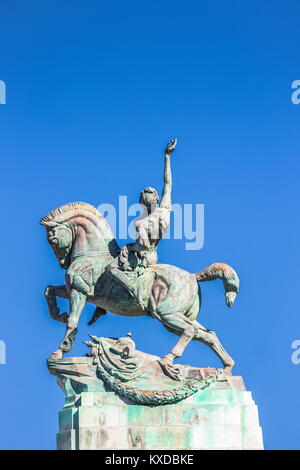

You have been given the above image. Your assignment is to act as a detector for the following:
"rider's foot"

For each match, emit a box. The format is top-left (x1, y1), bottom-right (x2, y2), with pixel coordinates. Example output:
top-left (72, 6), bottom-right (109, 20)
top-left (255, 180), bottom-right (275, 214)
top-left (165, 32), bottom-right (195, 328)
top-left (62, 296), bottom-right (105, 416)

top-left (87, 307), bottom-right (107, 326)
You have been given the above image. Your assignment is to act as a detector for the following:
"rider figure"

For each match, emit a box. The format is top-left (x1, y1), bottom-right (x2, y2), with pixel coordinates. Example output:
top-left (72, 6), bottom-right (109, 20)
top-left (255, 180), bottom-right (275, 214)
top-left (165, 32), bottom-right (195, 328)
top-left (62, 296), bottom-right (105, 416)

top-left (105, 139), bottom-right (177, 308)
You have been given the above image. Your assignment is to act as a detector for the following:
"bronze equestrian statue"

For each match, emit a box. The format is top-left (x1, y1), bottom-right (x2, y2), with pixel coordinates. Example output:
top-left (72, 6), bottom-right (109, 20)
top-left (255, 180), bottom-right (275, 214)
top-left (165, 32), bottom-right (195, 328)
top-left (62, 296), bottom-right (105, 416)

top-left (41, 140), bottom-right (239, 380)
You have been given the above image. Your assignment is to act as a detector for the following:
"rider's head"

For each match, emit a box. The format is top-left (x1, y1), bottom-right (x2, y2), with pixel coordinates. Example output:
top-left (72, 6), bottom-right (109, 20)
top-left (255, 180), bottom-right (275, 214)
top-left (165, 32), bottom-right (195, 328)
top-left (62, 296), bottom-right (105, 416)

top-left (139, 187), bottom-right (159, 208)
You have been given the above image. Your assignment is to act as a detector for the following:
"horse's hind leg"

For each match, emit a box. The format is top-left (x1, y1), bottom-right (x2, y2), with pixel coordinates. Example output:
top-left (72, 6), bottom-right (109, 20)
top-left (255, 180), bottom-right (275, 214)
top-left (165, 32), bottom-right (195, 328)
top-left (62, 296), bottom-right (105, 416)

top-left (159, 312), bottom-right (198, 380)
top-left (193, 320), bottom-right (235, 374)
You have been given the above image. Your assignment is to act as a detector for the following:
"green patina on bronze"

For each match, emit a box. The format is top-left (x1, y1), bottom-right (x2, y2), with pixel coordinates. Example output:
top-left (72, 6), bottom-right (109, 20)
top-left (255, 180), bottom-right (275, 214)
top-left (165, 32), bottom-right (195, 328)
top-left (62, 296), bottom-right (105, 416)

top-left (41, 139), bottom-right (240, 381)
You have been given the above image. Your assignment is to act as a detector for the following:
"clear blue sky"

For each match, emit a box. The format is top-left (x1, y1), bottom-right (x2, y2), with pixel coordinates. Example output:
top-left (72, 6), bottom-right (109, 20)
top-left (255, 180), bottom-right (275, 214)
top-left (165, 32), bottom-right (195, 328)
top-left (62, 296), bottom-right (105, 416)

top-left (0, 1), bottom-right (299, 450)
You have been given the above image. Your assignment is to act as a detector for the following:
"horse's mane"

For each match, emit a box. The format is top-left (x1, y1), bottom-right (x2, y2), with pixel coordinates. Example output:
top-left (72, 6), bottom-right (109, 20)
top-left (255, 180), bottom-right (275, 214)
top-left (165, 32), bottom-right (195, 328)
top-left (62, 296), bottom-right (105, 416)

top-left (40, 201), bottom-right (104, 226)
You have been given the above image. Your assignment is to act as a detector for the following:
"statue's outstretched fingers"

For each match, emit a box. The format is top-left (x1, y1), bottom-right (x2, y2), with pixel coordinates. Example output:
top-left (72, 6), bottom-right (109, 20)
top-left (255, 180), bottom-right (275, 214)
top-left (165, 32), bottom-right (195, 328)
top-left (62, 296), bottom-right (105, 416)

top-left (165, 138), bottom-right (177, 155)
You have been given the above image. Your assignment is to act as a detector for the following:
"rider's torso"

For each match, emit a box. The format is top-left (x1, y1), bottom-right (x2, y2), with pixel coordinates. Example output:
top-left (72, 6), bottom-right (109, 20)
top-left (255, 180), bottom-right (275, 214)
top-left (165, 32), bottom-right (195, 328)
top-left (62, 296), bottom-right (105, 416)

top-left (135, 207), bottom-right (170, 266)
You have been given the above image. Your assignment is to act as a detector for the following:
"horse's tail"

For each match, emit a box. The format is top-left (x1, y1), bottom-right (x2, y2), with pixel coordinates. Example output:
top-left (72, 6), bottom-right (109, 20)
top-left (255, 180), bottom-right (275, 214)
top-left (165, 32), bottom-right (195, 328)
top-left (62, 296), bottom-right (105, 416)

top-left (194, 262), bottom-right (240, 307)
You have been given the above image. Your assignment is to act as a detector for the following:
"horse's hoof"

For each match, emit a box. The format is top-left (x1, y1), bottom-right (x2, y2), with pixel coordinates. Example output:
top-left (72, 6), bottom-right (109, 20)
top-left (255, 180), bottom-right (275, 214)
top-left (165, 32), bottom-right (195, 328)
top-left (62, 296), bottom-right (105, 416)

top-left (60, 328), bottom-right (78, 352)
top-left (50, 349), bottom-right (63, 360)
top-left (223, 365), bottom-right (233, 375)
top-left (158, 359), bottom-right (181, 381)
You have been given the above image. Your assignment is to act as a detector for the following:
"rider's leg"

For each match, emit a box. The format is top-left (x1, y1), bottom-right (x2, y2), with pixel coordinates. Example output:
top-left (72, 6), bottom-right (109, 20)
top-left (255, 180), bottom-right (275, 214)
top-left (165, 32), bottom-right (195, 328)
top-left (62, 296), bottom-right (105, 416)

top-left (105, 262), bottom-right (139, 300)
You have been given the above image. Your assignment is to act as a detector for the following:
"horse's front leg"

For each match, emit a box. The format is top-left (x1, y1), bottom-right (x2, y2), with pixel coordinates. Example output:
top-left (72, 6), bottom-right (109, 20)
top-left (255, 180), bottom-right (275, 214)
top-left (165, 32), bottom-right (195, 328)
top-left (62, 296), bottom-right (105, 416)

top-left (45, 285), bottom-right (69, 324)
top-left (51, 289), bottom-right (86, 360)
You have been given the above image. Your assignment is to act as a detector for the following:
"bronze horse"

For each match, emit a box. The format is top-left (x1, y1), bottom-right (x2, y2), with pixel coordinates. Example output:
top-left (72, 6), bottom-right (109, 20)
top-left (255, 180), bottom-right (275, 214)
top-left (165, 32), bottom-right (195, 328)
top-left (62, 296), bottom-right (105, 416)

top-left (41, 202), bottom-right (239, 379)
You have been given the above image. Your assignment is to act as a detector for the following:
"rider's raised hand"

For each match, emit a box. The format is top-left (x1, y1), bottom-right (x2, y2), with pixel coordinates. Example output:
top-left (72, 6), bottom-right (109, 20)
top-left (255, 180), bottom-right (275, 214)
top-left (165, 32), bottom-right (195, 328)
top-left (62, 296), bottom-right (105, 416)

top-left (165, 138), bottom-right (177, 155)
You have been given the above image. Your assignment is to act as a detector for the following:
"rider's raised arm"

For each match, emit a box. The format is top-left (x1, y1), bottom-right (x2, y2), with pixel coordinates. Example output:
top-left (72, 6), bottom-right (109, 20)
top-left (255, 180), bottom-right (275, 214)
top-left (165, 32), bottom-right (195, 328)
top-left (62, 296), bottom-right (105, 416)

top-left (160, 139), bottom-right (177, 210)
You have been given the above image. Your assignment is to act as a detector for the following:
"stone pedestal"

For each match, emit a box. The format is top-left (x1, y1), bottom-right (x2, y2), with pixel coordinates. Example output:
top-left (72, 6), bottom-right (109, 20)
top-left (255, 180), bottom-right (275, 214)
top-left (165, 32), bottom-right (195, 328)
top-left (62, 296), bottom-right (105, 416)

top-left (53, 358), bottom-right (263, 450)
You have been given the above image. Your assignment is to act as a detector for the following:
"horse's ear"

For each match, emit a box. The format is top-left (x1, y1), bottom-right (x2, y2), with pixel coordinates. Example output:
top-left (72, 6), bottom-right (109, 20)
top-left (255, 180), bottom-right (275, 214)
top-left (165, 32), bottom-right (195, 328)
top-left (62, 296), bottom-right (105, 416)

top-left (40, 219), bottom-right (55, 228)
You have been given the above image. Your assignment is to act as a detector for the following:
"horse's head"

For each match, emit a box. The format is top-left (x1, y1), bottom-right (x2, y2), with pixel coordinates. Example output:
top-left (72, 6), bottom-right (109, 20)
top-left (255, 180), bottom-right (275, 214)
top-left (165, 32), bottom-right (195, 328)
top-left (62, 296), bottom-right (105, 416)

top-left (45, 223), bottom-right (73, 269)
top-left (40, 202), bottom-right (120, 269)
